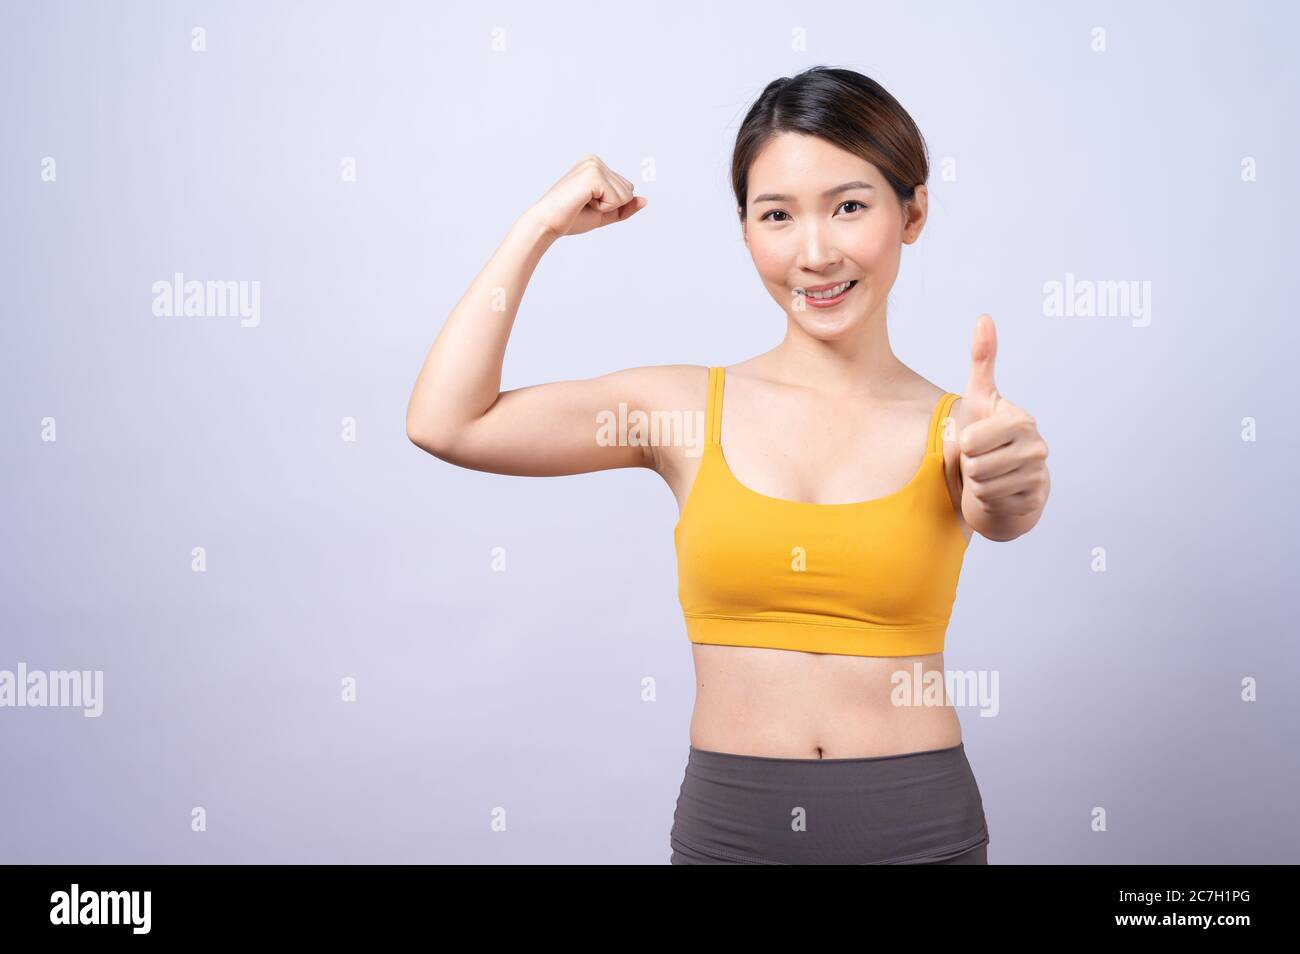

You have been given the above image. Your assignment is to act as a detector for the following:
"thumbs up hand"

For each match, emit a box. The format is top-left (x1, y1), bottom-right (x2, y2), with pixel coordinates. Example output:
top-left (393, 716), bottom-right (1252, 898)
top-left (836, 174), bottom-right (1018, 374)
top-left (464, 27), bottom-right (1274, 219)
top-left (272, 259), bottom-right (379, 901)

top-left (957, 315), bottom-right (1050, 540)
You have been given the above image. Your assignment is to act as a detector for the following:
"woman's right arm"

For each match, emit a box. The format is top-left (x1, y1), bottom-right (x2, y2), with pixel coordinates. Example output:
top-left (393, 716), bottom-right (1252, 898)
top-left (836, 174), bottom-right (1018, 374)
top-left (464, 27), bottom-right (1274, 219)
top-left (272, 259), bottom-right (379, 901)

top-left (405, 155), bottom-right (661, 478)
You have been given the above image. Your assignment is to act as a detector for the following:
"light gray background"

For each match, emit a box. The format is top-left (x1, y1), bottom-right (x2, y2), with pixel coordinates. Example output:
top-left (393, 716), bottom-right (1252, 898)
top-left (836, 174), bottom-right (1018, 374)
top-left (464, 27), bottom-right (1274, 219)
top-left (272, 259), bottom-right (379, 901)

top-left (2, 0), bottom-right (1297, 864)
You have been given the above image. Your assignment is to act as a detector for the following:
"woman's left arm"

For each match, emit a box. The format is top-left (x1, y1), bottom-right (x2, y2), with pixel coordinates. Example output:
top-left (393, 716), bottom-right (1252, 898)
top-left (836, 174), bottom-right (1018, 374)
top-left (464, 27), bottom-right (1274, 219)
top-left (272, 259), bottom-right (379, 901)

top-left (956, 314), bottom-right (1051, 543)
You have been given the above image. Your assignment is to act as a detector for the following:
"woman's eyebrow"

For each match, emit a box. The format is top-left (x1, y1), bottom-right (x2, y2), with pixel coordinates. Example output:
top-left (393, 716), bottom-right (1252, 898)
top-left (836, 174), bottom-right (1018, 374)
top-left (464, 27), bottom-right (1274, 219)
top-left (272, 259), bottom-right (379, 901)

top-left (752, 181), bottom-right (875, 203)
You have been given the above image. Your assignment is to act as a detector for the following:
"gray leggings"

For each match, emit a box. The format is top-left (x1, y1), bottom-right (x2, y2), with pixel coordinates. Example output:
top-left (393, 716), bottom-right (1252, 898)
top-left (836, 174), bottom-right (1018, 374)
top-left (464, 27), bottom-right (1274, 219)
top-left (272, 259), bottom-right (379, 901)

top-left (669, 741), bottom-right (990, 865)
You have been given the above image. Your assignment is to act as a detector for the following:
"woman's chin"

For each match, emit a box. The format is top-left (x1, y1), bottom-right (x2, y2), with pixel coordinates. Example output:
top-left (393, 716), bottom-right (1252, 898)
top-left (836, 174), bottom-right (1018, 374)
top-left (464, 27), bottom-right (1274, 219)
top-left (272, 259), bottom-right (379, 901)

top-left (790, 306), bottom-right (865, 340)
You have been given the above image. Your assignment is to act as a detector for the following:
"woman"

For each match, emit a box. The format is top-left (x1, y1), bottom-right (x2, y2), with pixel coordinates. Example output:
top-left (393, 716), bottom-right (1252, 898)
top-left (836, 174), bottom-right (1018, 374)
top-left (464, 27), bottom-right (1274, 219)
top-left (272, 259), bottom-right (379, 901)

top-left (407, 66), bottom-right (1050, 864)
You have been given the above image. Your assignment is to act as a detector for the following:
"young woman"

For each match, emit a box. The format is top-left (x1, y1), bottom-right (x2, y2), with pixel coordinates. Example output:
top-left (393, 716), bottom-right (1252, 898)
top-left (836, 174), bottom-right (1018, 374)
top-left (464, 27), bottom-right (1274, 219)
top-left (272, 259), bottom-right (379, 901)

top-left (407, 66), bottom-right (1050, 864)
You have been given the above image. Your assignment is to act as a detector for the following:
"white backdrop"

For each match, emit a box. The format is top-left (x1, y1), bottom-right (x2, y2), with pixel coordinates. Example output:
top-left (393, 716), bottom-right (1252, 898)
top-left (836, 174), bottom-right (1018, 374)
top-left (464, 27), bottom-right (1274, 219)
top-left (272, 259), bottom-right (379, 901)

top-left (1, 0), bottom-right (1296, 863)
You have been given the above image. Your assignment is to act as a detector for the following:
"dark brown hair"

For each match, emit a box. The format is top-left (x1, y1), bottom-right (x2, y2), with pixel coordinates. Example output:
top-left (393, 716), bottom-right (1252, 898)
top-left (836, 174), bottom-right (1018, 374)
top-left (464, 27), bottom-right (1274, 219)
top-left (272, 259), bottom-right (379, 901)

top-left (731, 66), bottom-right (930, 223)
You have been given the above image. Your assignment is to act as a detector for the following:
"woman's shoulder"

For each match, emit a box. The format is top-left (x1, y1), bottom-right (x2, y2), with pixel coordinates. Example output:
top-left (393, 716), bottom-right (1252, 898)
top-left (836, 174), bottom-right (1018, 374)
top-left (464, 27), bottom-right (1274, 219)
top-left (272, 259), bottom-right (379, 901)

top-left (907, 375), bottom-right (964, 443)
top-left (647, 364), bottom-right (713, 404)
top-left (613, 365), bottom-right (714, 439)
top-left (600, 363), bottom-right (709, 398)
top-left (893, 369), bottom-right (959, 411)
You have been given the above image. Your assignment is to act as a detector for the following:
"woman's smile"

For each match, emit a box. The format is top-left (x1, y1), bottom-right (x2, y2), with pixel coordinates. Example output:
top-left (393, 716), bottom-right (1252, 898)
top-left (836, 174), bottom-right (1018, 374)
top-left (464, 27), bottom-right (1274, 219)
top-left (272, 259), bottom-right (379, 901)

top-left (797, 278), bottom-right (859, 307)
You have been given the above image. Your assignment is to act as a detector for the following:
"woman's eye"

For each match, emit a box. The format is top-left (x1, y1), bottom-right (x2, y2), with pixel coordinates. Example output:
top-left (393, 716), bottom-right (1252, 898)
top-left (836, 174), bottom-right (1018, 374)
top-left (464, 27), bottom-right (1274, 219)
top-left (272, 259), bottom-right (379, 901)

top-left (760, 201), bottom-right (866, 223)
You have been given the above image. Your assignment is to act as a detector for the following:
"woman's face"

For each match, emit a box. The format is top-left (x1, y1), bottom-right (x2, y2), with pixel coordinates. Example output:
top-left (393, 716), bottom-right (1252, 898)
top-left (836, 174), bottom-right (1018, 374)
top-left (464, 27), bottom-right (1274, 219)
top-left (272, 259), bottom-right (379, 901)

top-left (741, 132), bottom-right (926, 340)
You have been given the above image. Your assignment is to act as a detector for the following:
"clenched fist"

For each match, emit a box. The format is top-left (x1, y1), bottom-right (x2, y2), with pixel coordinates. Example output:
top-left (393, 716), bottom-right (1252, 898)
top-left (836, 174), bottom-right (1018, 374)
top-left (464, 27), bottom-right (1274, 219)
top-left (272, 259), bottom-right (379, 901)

top-left (526, 154), bottom-right (647, 240)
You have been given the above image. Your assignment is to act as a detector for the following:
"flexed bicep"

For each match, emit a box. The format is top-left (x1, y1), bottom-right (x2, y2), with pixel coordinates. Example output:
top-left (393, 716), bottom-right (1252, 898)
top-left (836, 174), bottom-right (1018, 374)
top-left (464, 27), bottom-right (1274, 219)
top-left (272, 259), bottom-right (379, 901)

top-left (409, 365), bottom-right (676, 477)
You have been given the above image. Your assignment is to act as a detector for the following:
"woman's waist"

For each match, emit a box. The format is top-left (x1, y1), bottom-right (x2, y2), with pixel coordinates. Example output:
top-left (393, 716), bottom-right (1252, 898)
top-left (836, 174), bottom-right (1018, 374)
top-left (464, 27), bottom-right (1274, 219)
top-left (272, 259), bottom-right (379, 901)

top-left (687, 642), bottom-right (962, 758)
top-left (690, 688), bottom-right (961, 759)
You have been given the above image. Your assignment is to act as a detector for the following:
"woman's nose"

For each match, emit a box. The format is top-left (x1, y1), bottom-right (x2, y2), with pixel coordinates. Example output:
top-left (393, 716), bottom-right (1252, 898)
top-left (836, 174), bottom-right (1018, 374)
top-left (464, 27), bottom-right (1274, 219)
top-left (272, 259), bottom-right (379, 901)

top-left (799, 228), bottom-right (839, 270)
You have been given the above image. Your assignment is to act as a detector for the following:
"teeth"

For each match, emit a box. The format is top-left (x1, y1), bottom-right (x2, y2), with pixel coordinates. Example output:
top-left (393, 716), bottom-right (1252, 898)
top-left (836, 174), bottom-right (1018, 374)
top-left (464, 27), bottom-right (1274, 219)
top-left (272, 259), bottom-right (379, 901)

top-left (804, 281), bottom-right (852, 299)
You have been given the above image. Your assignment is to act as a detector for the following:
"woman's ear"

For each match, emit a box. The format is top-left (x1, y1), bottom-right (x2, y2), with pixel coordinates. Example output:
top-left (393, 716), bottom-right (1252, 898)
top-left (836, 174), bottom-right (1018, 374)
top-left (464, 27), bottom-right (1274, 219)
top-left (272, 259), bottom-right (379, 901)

top-left (901, 184), bottom-right (928, 244)
top-left (738, 206), bottom-right (747, 245)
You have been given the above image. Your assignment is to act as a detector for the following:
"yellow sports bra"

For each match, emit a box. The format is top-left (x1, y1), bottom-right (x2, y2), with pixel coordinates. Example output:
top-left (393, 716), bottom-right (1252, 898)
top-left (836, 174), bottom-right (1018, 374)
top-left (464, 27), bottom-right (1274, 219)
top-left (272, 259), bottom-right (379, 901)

top-left (674, 366), bottom-right (970, 658)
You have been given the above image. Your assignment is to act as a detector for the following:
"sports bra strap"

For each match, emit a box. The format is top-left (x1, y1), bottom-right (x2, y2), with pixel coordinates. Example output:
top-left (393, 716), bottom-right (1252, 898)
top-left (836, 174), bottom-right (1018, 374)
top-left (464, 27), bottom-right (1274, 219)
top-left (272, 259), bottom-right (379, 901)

top-left (705, 366), bottom-right (725, 445)
top-left (928, 392), bottom-right (960, 454)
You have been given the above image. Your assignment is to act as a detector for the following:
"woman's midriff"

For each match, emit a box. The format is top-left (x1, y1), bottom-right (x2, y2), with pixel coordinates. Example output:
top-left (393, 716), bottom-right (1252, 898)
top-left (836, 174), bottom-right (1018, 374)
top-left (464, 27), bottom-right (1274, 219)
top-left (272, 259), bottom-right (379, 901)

top-left (688, 643), bottom-right (961, 759)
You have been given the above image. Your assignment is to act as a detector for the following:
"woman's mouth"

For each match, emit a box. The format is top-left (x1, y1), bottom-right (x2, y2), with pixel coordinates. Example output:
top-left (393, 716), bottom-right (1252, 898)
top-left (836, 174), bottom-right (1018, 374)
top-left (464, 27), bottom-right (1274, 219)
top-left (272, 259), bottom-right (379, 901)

top-left (797, 280), bottom-right (858, 307)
